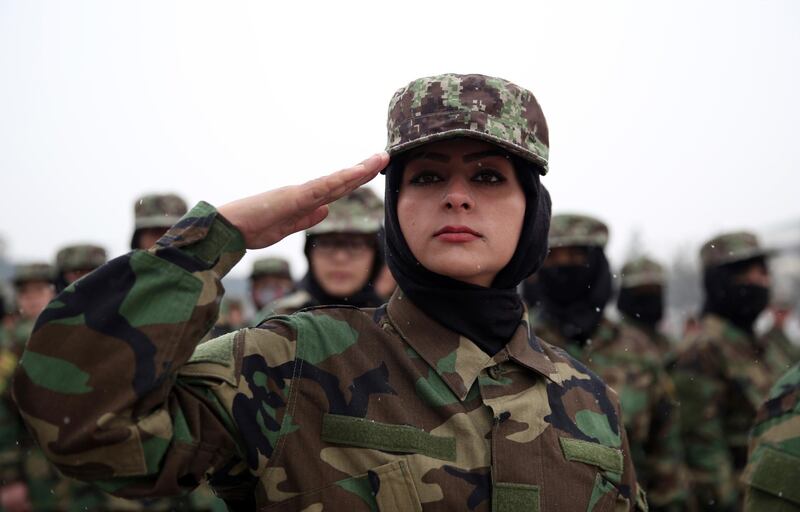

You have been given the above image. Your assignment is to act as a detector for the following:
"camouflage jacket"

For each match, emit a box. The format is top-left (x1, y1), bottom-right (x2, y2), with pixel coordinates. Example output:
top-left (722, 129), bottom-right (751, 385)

top-left (741, 362), bottom-right (800, 511)
top-left (534, 317), bottom-right (688, 512)
top-left (14, 202), bottom-right (646, 511)
top-left (619, 318), bottom-right (674, 362)
top-left (760, 326), bottom-right (800, 369)
top-left (672, 314), bottom-right (791, 511)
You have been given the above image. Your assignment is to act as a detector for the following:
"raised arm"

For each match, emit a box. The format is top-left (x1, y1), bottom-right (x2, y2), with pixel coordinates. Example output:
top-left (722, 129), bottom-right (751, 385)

top-left (12, 153), bottom-right (388, 502)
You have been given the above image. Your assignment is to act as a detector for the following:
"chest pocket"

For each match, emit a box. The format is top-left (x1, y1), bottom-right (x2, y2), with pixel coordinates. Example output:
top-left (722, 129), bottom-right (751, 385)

top-left (263, 414), bottom-right (446, 511)
top-left (559, 437), bottom-right (645, 512)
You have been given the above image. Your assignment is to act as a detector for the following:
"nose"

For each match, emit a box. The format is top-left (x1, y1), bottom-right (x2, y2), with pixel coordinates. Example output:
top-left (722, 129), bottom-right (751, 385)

top-left (441, 178), bottom-right (474, 211)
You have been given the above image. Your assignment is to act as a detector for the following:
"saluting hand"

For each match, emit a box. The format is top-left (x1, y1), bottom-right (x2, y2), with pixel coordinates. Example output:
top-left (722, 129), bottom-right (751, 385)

top-left (219, 152), bottom-right (389, 249)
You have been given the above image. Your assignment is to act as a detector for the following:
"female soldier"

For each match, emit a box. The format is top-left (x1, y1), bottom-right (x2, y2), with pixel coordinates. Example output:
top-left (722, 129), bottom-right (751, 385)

top-left (14, 74), bottom-right (645, 511)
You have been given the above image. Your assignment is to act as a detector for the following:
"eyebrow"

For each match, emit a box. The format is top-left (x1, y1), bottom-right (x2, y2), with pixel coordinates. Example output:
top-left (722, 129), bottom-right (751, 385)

top-left (406, 149), bottom-right (509, 164)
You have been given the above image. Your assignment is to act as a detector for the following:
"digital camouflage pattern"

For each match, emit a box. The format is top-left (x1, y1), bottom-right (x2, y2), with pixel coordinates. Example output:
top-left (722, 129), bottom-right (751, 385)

top-left (12, 262), bottom-right (54, 286)
top-left (306, 187), bottom-right (384, 236)
top-left (742, 362), bottom-right (800, 511)
top-left (14, 202), bottom-right (647, 510)
top-left (133, 193), bottom-right (188, 230)
top-left (548, 214), bottom-right (610, 249)
top-left (672, 314), bottom-right (793, 511)
top-left (534, 317), bottom-right (689, 511)
top-left (700, 231), bottom-right (771, 268)
top-left (620, 257), bottom-right (666, 289)
top-left (386, 73), bottom-right (550, 173)
top-left (251, 256), bottom-right (292, 280)
top-left (56, 244), bottom-right (107, 272)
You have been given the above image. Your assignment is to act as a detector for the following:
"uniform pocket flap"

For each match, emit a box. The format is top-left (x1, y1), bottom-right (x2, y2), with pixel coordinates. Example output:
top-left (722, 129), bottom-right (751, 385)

top-left (559, 437), bottom-right (623, 474)
top-left (321, 414), bottom-right (456, 462)
top-left (744, 445), bottom-right (800, 504)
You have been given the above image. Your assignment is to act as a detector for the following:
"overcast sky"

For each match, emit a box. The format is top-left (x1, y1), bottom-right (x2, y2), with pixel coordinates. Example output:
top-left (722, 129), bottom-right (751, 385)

top-left (1, 0), bottom-right (798, 279)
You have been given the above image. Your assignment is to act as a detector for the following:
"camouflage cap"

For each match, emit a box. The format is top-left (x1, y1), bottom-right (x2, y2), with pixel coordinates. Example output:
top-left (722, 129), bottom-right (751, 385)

top-left (56, 244), bottom-right (107, 273)
top-left (386, 73), bottom-right (549, 174)
top-left (620, 256), bottom-right (666, 288)
top-left (251, 257), bottom-right (292, 280)
top-left (700, 230), bottom-right (772, 268)
top-left (307, 187), bottom-right (383, 236)
top-left (133, 193), bottom-right (188, 230)
top-left (12, 263), bottom-right (54, 286)
top-left (548, 213), bottom-right (609, 249)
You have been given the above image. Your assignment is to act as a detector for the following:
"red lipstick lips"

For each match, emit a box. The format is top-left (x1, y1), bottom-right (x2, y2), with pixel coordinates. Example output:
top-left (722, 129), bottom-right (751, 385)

top-left (433, 225), bottom-right (481, 243)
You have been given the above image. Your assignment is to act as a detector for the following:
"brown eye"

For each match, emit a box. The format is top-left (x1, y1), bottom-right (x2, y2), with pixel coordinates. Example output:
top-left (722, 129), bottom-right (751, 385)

top-left (473, 169), bottom-right (506, 184)
top-left (409, 171), bottom-right (443, 185)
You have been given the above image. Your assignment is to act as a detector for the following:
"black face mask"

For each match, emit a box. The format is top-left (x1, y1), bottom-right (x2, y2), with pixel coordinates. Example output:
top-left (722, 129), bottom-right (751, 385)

top-left (383, 153), bottom-right (551, 356)
top-left (617, 287), bottom-right (664, 329)
top-left (538, 247), bottom-right (613, 343)
top-left (703, 258), bottom-right (770, 334)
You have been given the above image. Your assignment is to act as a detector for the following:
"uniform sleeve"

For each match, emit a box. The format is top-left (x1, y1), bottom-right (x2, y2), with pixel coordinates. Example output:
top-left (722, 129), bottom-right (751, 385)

top-left (642, 368), bottom-right (691, 512)
top-left (673, 342), bottom-right (738, 511)
top-left (11, 202), bottom-right (279, 501)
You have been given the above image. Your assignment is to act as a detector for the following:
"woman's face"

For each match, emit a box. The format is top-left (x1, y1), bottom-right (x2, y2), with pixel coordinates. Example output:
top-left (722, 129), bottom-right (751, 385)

top-left (310, 233), bottom-right (376, 297)
top-left (397, 138), bottom-right (526, 287)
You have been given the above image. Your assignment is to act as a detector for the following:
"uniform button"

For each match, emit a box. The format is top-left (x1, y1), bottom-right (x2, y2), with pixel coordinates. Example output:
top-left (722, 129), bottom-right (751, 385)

top-left (488, 365), bottom-right (503, 380)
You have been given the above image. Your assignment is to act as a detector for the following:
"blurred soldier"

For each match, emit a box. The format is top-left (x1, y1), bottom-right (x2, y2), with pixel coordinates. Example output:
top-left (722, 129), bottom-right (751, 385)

top-left (2, 263), bottom-right (54, 353)
top-left (535, 214), bottom-right (689, 511)
top-left (761, 299), bottom-right (800, 366)
top-left (673, 231), bottom-right (791, 510)
top-left (259, 187), bottom-right (384, 318)
top-left (54, 243), bottom-right (107, 292)
top-left (209, 298), bottom-right (246, 338)
top-left (250, 256), bottom-right (294, 313)
top-left (618, 256), bottom-right (673, 358)
top-left (741, 362), bottom-right (800, 511)
top-left (131, 193), bottom-right (188, 250)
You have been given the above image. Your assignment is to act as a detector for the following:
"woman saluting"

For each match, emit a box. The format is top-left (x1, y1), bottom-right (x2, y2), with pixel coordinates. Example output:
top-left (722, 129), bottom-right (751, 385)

top-left (14, 74), bottom-right (645, 511)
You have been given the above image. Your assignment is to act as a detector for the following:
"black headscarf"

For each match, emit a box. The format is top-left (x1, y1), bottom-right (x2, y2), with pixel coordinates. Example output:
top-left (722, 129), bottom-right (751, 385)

top-left (703, 257), bottom-right (769, 334)
top-left (299, 235), bottom-right (384, 308)
top-left (538, 247), bottom-right (613, 343)
top-left (383, 153), bottom-right (551, 356)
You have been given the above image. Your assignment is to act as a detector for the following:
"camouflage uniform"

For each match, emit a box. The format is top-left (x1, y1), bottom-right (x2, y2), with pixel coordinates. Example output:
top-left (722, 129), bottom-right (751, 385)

top-left (56, 244), bottom-right (107, 275)
top-left (672, 232), bottom-right (791, 511)
top-left (131, 193), bottom-right (188, 249)
top-left (251, 257), bottom-right (292, 281)
top-left (741, 362), bottom-right (800, 511)
top-left (759, 323), bottom-right (800, 369)
top-left (13, 73), bottom-right (646, 510)
top-left (535, 215), bottom-right (689, 511)
top-left (261, 187), bottom-right (384, 318)
top-left (618, 257), bottom-right (674, 360)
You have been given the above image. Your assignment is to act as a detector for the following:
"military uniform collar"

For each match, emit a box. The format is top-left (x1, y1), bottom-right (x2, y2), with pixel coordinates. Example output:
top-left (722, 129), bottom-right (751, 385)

top-left (387, 289), bottom-right (560, 401)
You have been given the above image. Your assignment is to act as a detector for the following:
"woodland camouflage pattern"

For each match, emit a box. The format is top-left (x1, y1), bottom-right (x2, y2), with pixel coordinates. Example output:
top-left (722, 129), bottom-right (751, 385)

top-left (742, 362), bottom-right (800, 511)
top-left (251, 257), bottom-right (292, 279)
top-left (386, 73), bottom-right (550, 173)
top-left (548, 214), bottom-right (610, 249)
top-left (14, 202), bottom-right (647, 511)
top-left (672, 314), bottom-right (793, 510)
top-left (700, 232), bottom-right (771, 268)
top-left (12, 262), bottom-right (54, 285)
top-left (306, 187), bottom-right (384, 236)
top-left (620, 257), bottom-right (666, 289)
top-left (534, 318), bottom-right (688, 511)
top-left (56, 244), bottom-right (107, 272)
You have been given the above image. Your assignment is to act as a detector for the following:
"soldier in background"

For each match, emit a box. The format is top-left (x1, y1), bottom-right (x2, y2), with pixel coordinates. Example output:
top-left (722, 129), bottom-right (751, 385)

top-left (131, 193), bottom-right (188, 250)
top-left (673, 231), bottom-right (791, 510)
top-left (259, 187), bottom-right (384, 318)
top-left (761, 299), bottom-right (800, 366)
top-left (741, 361), bottom-right (800, 511)
top-left (617, 256), bottom-right (673, 359)
top-left (54, 244), bottom-right (107, 292)
top-left (249, 256), bottom-right (294, 315)
top-left (534, 214), bottom-right (689, 511)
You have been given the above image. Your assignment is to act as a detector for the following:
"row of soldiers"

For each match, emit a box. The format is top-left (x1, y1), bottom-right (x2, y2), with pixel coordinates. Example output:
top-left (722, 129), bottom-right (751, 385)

top-left (2, 188), bottom-right (799, 511)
